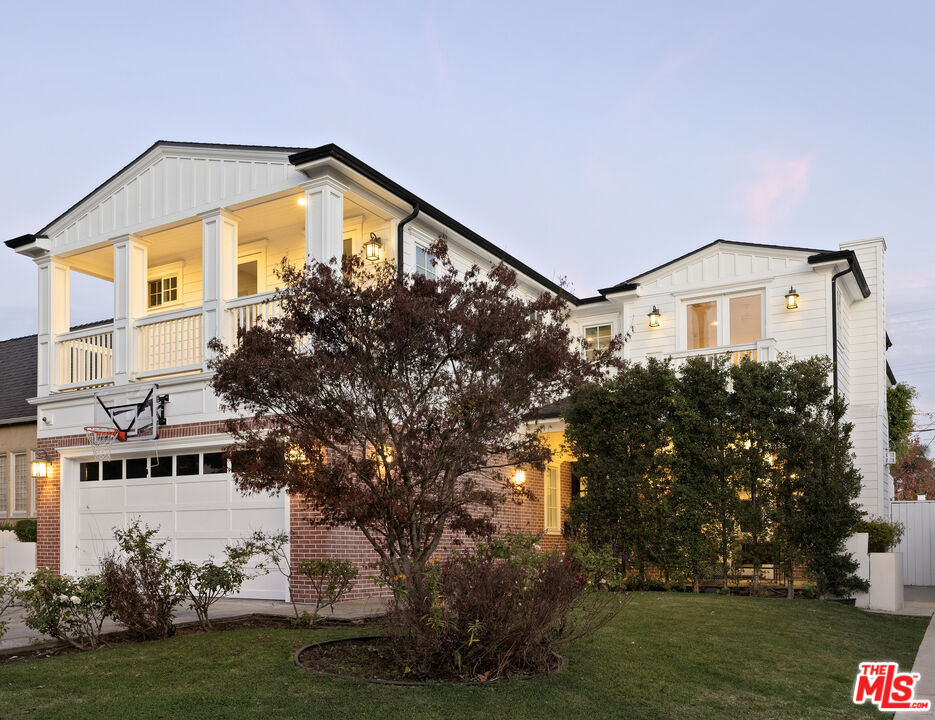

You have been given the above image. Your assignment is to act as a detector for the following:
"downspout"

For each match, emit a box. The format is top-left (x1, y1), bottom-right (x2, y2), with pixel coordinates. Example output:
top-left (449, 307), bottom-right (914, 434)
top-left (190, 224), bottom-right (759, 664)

top-left (830, 265), bottom-right (854, 403)
top-left (396, 203), bottom-right (420, 281)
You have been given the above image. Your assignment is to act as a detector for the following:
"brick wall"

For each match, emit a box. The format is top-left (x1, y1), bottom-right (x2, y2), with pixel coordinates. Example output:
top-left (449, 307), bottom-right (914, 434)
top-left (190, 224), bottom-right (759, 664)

top-left (37, 419), bottom-right (574, 602)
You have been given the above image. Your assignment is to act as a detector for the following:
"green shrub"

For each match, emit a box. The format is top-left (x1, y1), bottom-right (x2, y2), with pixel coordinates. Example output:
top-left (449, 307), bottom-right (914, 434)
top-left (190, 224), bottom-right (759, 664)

top-left (14, 518), bottom-right (37, 543)
top-left (386, 535), bottom-right (625, 680)
top-left (20, 568), bottom-right (111, 650)
top-left (854, 516), bottom-right (905, 553)
top-left (174, 558), bottom-right (247, 631)
top-left (296, 558), bottom-right (358, 624)
top-left (0, 572), bottom-right (23, 642)
top-left (100, 521), bottom-right (185, 640)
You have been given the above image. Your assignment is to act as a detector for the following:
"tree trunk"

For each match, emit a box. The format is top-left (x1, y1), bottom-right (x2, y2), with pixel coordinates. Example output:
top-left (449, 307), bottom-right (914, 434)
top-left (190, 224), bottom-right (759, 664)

top-left (693, 576), bottom-right (701, 593)
top-left (786, 562), bottom-right (795, 599)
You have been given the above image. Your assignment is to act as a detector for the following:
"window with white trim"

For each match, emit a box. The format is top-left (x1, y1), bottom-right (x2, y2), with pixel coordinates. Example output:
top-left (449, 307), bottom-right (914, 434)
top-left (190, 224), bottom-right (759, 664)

top-left (415, 245), bottom-right (436, 280)
top-left (544, 465), bottom-right (560, 533)
top-left (584, 324), bottom-right (612, 361)
top-left (148, 275), bottom-right (178, 308)
top-left (12, 452), bottom-right (28, 516)
top-left (685, 292), bottom-right (763, 350)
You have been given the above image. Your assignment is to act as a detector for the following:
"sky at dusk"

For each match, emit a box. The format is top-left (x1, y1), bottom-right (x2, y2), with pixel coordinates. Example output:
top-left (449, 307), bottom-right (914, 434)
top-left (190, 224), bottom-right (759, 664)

top-left (0, 1), bottom-right (933, 423)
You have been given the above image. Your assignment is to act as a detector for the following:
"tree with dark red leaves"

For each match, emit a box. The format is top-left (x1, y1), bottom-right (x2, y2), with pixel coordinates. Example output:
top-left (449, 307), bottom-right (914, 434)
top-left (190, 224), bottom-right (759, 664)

top-left (208, 239), bottom-right (611, 602)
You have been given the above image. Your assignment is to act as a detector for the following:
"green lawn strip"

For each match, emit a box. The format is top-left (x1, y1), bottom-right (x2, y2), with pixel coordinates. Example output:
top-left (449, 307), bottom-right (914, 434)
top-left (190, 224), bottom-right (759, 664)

top-left (0, 593), bottom-right (926, 720)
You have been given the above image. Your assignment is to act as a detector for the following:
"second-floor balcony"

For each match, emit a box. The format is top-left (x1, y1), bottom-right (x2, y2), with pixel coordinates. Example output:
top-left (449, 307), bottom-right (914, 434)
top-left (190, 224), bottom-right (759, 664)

top-left (55, 291), bottom-right (285, 390)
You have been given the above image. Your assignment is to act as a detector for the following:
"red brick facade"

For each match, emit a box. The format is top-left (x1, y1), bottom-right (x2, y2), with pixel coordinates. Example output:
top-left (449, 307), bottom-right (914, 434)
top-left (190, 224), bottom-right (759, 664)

top-left (37, 420), bottom-right (573, 602)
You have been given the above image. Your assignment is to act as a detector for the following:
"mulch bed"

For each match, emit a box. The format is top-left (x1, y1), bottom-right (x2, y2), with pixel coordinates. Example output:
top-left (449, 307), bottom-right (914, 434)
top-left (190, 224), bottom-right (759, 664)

top-left (1, 613), bottom-right (374, 664)
top-left (295, 635), bottom-right (566, 685)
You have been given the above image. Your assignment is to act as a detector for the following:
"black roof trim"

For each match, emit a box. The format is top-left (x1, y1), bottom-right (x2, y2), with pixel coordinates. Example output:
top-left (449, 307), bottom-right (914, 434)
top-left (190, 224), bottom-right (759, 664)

top-left (599, 282), bottom-right (638, 296)
top-left (887, 361), bottom-right (897, 386)
top-left (9, 141), bottom-right (311, 244)
top-left (598, 239), bottom-right (834, 293)
top-left (807, 250), bottom-right (871, 298)
top-left (5, 233), bottom-right (39, 249)
top-left (886, 332), bottom-right (892, 350)
top-left (288, 144), bottom-right (580, 304)
top-left (577, 295), bottom-right (610, 305)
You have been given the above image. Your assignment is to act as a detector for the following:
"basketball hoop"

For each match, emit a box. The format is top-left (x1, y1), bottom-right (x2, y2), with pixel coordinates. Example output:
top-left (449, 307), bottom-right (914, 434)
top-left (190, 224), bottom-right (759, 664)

top-left (84, 426), bottom-right (125, 462)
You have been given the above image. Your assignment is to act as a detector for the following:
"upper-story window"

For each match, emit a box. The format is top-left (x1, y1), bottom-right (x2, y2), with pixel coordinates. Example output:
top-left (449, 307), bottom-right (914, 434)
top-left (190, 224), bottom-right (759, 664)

top-left (415, 245), bottom-right (436, 280)
top-left (148, 275), bottom-right (179, 309)
top-left (584, 324), bottom-right (612, 361)
top-left (686, 293), bottom-right (763, 350)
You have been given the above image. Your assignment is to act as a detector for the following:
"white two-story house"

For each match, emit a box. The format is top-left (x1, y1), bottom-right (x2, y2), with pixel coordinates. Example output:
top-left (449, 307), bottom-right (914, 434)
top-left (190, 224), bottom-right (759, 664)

top-left (5, 141), bottom-right (892, 599)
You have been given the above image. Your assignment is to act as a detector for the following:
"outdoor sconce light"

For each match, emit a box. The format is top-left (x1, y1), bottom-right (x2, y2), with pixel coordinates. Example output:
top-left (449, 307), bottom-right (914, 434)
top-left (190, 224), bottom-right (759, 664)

top-left (31, 459), bottom-right (50, 478)
top-left (513, 468), bottom-right (526, 486)
top-left (364, 232), bottom-right (383, 262)
top-left (296, 196), bottom-right (307, 207)
top-left (286, 445), bottom-right (308, 464)
top-left (785, 286), bottom-right (799, 310)
top-left (648, 306), bottom-right (661, 328)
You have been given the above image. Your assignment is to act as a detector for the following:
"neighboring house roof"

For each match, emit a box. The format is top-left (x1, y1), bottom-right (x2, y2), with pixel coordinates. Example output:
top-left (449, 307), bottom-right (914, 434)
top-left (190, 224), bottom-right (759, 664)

top-left (0, 334), bottom-right (37, 423)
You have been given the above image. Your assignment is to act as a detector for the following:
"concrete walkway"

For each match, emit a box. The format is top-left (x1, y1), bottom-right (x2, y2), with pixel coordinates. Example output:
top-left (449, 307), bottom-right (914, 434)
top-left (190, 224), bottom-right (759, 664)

top-left (895, 612), bottom-right (935, 719)
top-left (1, 596), bottom-right (386, 653)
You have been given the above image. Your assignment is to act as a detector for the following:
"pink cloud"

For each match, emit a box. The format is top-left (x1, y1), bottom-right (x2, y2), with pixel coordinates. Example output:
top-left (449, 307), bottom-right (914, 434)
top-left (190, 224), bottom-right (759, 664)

top-left (745, 156), bottom-right (811, 238)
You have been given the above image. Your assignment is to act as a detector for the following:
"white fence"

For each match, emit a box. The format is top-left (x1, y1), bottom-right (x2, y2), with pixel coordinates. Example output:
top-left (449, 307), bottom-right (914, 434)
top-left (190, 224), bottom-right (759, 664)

top-left (137, 307), bottom-right (204, 376)
top-left (891, 500), bottom-right (935, 586)
top-left (56, 325), bottom-right (114, 389)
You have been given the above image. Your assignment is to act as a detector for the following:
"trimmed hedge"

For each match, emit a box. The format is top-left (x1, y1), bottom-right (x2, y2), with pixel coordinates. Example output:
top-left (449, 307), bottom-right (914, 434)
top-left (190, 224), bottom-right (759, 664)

top-left (14, 518), bottom-right (37, 543)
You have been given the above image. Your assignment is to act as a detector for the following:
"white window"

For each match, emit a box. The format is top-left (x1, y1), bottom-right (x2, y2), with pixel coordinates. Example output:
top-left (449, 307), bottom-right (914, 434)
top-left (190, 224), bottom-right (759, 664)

top-left (415, 245), bottom-right (436, 280)
top-left (584, 324), bottom-right (612, 361)
top-left (684, 292), bottom-right (763, 350)
top-left (148, 275), bottom-right (178, 308)
top-left (544, 465), bottom-right (560, 533)
top-left (237, 260), bottom-right (258, 297)
top-left (12, 452), bottom-right (29, 516)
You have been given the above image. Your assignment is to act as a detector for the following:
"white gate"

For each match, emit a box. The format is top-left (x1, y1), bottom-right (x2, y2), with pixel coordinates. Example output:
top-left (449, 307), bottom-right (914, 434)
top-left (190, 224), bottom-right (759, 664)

top-left (891, 500), bottom-right (935, 586)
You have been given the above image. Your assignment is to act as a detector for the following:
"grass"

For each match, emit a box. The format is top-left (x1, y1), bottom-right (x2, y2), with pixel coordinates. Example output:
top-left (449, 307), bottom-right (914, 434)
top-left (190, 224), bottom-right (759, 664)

top-left (0, 593), bottom-right (927, 719)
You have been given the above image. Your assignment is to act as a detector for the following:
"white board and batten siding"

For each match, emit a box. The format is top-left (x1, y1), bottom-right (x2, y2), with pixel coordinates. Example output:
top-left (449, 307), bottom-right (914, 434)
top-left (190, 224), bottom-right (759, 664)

top-left (891, 501), bottom-right (935, 586)
top-left (47, 147), bottom-right (307, 256)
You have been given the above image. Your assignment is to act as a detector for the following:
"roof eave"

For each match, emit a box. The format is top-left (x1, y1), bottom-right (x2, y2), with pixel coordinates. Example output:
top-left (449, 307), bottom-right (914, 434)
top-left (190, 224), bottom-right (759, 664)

top-left (807, 250), bottom-right (871, 298)
top-left (289, 145), bottom-right (583, 305)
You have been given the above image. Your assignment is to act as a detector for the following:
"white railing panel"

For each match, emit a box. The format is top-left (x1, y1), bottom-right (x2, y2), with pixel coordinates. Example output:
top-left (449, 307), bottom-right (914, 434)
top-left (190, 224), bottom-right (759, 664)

top-left (57, 326), bottom-right (114, 388)
top-left (137, 308), bottom-right (203, 375)
top-left (228, 292), bottom-right (283, 341)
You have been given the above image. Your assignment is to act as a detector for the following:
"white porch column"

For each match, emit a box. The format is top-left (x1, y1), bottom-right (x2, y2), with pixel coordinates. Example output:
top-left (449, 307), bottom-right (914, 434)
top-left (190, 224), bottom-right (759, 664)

top-left (303, 177), bottom-right (347, 266)
top-left (112, 234), bottom-right (149, 384)
top-left (36, 257), bottom-right (70, 396)
top-left (201, 209), bottom-right (239, 364)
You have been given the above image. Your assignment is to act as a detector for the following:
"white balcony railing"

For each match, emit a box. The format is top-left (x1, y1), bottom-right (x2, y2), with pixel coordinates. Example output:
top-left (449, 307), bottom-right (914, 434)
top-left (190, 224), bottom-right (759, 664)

top-left (136, 307), bottom-right (203, 376)
top-left (228, 291), bottom-right (283, 342)
top-left (659, 338), bottom-right (777, 368)
top-left (56, 324), bottom-right (114, 389)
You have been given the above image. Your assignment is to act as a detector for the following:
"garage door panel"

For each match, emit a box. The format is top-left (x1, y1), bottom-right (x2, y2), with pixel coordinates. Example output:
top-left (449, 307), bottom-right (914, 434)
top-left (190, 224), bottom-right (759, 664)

top-left (126, 482), bottom-right (174, 507)
top-left (80, 511), bottom-right (125, 539)
top-left (79, 537), bottom-right (118, 569)
top-left (231, 490), bottom-right (283, 508)
top-left (175, 537), bottom-right (229, 562)
top-left (126, 511), bottom-right (175, 533)
top-left (231, 507), bottom-right (284, 534)
top-left (177, 509), bottom-right (228, 533)
top-left (79, 484), bottom-right (124, 509)
top-left (176, 478), bottom-right (229, 506)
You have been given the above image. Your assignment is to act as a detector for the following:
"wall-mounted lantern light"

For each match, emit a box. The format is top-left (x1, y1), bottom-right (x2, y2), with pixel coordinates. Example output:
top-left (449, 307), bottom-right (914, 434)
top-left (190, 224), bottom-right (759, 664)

top-left (364, 232), bottom-right (383, 262)
top-left (31, 459), bottom-right (50, 478)
top-left (296, 195), bottom-right (307, 207)
top-left (512, 468), bottom-right (526, 486)
top-left (648, 306), bottom-right (661, 328)
top-left (785, 286), bottom-right (799, 310)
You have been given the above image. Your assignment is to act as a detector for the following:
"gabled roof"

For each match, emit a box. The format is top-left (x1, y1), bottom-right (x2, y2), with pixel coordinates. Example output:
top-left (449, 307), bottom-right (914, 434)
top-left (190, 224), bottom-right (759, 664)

top-left (598, 239), bottom-right (834, 294)
top-left (5, 140), bottom-right (580, 305)
top-left (0, 334), bottom-right (37, 423)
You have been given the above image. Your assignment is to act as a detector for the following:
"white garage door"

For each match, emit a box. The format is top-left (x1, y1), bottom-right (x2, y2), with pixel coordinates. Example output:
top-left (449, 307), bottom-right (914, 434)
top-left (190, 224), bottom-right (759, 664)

top-left (77, 450), bottom-right (287, 599)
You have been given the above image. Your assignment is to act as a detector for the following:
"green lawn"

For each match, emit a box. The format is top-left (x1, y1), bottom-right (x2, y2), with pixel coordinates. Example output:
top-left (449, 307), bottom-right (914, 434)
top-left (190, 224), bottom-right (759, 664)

top-left (0, 593), bottom-right (927, 719)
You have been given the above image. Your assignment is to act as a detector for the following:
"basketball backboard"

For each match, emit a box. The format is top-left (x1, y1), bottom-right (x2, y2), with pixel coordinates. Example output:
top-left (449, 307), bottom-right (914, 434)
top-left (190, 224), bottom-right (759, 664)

top-left (92, 384), bottom-right (160, 441)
